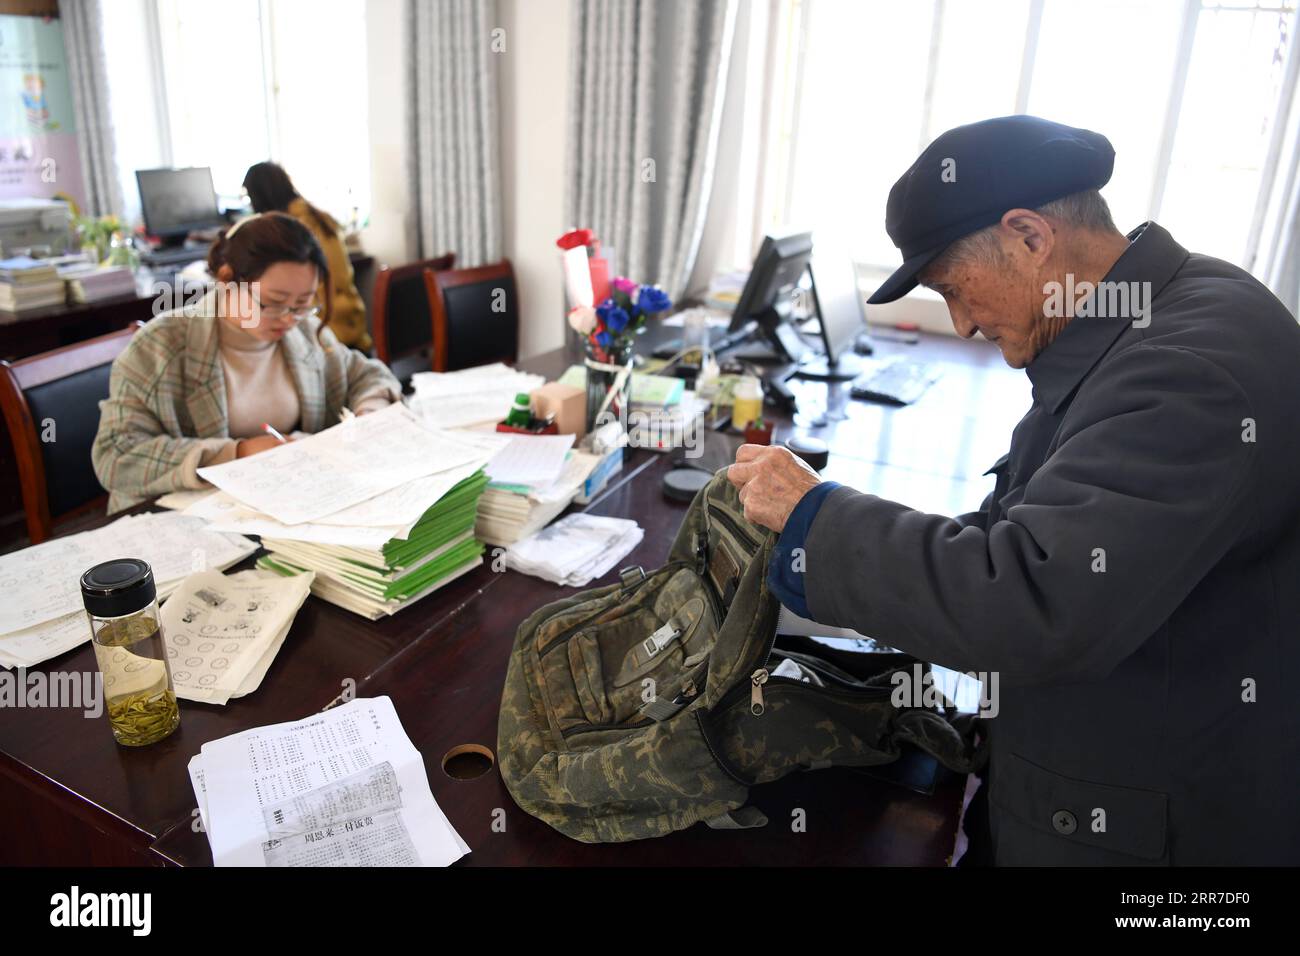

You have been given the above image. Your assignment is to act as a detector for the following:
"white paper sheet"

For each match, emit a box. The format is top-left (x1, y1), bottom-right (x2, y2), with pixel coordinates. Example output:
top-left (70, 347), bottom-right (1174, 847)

top-left (161, 569), bottom-right (314, 705)
top-left (197, 403), bottom-right (485, 525)
top-left (156, 489), bottom-right (218, 511)
top-left (0, 513), bottom-right (257, 636)
top-left (0, 611), bottom-right (89, 668)
top-left (485, 434), bottom-right (576, 488)
top-left (195, 696), bottom-right (468, 867)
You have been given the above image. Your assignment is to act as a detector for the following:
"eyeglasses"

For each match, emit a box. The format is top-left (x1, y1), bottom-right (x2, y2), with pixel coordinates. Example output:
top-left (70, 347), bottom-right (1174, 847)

top-left (248, 290), bottom-right (320, 322)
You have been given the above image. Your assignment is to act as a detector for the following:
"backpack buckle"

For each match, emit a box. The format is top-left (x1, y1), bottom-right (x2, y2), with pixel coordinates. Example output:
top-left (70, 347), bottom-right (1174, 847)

top-left (618, 566), bottom-right (646, 593)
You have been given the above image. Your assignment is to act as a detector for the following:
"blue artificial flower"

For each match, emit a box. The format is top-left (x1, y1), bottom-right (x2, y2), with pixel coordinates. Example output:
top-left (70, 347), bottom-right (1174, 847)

top-left (604, 305), bottom-right (630, 333)
top-left (636, 285), bottom-right (672, 315)
top-left (596, 330), bottom-right (613, 347)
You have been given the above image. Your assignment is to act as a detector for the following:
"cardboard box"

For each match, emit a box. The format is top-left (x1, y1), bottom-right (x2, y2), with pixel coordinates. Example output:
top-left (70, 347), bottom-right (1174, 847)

top-left (530, 382), bottom-right (586, 437)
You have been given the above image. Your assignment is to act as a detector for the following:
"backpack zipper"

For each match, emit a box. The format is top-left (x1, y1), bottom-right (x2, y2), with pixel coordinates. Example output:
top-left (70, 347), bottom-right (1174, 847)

top-left (707, 503), bottom-right (763, 553)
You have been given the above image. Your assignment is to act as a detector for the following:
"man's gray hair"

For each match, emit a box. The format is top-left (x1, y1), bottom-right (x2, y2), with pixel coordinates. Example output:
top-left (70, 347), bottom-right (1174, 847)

top-left (938, 189), bottom-right (1119, 267)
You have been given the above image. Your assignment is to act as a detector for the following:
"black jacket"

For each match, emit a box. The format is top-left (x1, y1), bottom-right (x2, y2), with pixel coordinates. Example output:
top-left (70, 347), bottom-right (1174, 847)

top-left (804, 222), bottom-right (1300, 864)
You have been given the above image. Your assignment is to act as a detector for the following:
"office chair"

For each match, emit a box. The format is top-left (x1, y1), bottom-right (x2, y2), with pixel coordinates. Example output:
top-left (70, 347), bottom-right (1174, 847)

top-left (0, 322), bottom-right (143, 545)
top-left (371, 252), bottom-right (456, 386)
top-left (424, 259), bottom-right (520, 372)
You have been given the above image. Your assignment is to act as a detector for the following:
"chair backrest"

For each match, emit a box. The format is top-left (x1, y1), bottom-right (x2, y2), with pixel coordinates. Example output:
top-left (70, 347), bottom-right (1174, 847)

top-left (0, 322), bottom-right (142, 545)
top-left (425, 259), bottom-right (520, 372)
top-left (371, 252), bottom-right (456, 368)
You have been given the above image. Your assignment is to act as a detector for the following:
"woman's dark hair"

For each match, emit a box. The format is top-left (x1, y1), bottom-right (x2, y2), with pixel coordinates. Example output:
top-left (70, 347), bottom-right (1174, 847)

top-left (207, 212), bottom-right (333, 342)
top-left (242, 161), bottom-right (339, 237)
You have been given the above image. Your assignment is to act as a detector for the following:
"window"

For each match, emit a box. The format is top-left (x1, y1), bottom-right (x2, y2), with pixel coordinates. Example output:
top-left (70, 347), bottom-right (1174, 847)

top-left (108, 0), bottom-right (371, 230)
top-left (760, 0), bottom-right (1297, 273)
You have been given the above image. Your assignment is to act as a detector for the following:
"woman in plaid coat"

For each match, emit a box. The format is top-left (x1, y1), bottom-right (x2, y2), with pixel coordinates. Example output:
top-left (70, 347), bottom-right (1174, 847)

top-left (93, 214), bottom-right (400, 513)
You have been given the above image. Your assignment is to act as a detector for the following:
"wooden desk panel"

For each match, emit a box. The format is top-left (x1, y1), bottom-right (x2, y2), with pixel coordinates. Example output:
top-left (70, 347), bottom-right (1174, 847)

top-left (152, 454), bottom-right (966, 866)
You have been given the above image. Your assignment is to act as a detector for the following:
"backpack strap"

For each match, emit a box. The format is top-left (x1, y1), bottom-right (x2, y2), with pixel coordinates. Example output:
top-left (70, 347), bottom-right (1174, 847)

top-left (704, 806), bottom-right (768, 830)
top-left (893, 709), bottom-right (989, 774)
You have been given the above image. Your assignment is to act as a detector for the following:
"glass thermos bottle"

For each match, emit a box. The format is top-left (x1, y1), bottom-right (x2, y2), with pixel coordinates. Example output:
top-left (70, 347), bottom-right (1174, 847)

top-left (80, 559), bottom-right (181, 747)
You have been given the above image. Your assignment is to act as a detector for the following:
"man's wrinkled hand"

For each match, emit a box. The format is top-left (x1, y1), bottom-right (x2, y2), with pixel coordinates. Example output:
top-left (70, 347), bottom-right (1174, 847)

top-left (726, 443), bottom-right (822, 533)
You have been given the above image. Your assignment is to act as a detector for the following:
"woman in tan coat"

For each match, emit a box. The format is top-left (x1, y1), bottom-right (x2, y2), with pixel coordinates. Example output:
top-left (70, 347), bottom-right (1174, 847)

top-left (242, 162), bottom-right (371, 350)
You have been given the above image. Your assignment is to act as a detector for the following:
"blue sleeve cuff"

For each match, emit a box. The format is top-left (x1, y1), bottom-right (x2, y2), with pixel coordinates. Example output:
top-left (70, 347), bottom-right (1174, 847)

top-left (767, 481), bottom-right (840, 618)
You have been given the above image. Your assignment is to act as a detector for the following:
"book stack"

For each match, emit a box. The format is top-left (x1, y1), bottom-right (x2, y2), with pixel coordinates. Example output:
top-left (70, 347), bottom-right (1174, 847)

top-left (0, 256), bottom-right (66, 311)
top-left (258, 471), bottom-right (490, 619)
top-left (61, 264), bottom-right (137, 303)
top-left (475, 449), bottom-right (602, 546)
top-left (190, 404), bottom-right (501, 620)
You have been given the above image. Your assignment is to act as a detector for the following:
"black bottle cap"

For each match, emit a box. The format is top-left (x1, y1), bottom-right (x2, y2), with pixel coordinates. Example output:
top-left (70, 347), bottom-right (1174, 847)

top-left (80, 558), bottom-right (156, 618)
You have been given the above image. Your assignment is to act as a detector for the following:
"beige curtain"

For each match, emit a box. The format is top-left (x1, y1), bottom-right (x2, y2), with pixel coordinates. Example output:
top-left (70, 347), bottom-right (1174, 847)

top-left (408, 0), bottom-right (503, 266)
top-left (564, 0), bottom-right (738, 300)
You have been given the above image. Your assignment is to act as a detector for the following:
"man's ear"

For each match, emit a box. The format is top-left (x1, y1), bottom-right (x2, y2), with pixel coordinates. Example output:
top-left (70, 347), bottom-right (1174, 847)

top-left (1001, 208), bottom-right (1054, 263)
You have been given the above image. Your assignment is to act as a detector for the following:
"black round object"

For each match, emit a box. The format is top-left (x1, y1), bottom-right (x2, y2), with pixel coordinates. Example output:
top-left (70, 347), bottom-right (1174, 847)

top-left (784, 436), bottom-right (830, 471)
top-left (662, 467), bottom-right (712, 502)
top-left (80, 558), bottom-right (156, 618)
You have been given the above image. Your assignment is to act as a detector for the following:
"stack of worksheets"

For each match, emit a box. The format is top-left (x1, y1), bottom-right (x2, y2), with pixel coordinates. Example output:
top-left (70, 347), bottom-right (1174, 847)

top-left (61, 264), bottom-right (137, 303)
top-left (257, 470), bottom-right (489, 619)
top-left (161, 568), bottom-right (315, 705)
top-left (0, 512), bottom-right (258, 669)
top-left (189, 696), bottom-right (468, 867)
top-left (503, 513), bottom-right (644, 587)
top-left (473, 433), bottom-right (602, 546)
top-left (192, 403), bottom-right (500, 619)
top-left (475, 450), bottom-right (604, 545)
top-left (408, 362), bottom-right (546, 430)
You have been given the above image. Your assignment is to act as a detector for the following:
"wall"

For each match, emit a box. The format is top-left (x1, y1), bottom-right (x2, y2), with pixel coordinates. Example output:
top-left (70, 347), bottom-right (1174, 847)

top-left (363, 0), bottom-right (413, 270)
top-left (497, 0), bottom-right (571, 359)
top-left (364, 0), bottom-right (570, 361)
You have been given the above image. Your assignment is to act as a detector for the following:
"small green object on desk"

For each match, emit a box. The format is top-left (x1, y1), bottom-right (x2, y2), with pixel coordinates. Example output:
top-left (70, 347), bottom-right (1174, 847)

top-left (505, 392), bottom-right (532, 428)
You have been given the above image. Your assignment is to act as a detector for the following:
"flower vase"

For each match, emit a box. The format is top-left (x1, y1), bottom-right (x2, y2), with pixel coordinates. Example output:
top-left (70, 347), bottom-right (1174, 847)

top-left (584, 340), bottom-right (633, 433)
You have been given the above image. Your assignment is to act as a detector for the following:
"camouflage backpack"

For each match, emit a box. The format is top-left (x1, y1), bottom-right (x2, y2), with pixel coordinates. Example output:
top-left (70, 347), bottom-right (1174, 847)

top-left (497, 472), bottom-right (986, 843)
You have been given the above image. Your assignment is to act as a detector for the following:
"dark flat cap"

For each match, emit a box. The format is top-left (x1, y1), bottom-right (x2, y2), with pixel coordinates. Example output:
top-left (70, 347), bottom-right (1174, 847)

top-left (867, 115), bottom-right (1115, 304)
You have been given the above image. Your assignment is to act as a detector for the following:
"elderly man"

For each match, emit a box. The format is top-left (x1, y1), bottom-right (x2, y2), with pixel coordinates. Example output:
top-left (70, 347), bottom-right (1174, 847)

top-left (728, 115), bottom-right (1300, 865)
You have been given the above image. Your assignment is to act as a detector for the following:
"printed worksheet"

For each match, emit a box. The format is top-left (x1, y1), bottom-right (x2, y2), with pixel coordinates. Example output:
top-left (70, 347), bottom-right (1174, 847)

top-left (196, 403), bottom-right (487, 525)
top-left (0, 513), bottom-right (257, 636)
top-left (161, 569), bottom-right (314, 705)
top-left (195, 696), bottom-right (467, 867)
top-left (0, 612), bottom-right (89, 669)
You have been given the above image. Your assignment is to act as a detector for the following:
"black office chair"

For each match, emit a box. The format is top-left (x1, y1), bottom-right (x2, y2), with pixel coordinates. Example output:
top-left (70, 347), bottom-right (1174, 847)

top-left (425, 259), bottom-right (520, 371)
top-left (0, 323), bottom-right (142, 545)
top-left (371, 253), bottom-right (455, 388)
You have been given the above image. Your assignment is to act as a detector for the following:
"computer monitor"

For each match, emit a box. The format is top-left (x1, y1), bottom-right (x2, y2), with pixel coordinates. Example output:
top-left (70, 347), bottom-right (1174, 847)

top-left (727, 230), bottom-right (815, 361)
top-left (136, 167), bottom-right (224, 245)
top-left (797, 253), bottom-right (870, 380)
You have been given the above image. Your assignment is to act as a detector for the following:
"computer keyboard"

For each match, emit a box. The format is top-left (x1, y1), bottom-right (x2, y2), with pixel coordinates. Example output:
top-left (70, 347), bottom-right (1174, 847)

top-left (142, 244), bottom-right (209, 269)
top-left (849, 356), bottom-right (942, 405)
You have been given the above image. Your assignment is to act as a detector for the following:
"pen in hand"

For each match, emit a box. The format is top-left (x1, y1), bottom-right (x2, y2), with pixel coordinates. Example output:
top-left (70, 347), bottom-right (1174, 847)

top-left (262, 423), bottom-right (289, 444)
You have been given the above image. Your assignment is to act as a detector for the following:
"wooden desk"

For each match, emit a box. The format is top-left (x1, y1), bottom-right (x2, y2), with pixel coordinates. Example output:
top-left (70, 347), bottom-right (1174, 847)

top-left (0, 330), bottom-right (1029, 866)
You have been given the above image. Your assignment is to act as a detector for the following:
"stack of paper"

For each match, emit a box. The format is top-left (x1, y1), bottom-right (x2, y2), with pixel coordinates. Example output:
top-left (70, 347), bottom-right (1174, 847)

top-left (256, 470), bottom-right (489, 619)
top-left (0, 255), bottom-right (66, 311)
top-left (409, 362), bottom-right (545, 430)
top-left (160, 569), bottom-right (315, 705)
top-left (61, 264), bottom-right (137, 303)
top-left (0, 513), bottom-right (258, 669)
top-left (193, 404), bottom-right (499, 620)
top-left (476, 448), bottom-right (603, 546)
top-left (504, 513), bottom-right (643, 587)
top-left (189, 696), bottom-right (468, 867)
